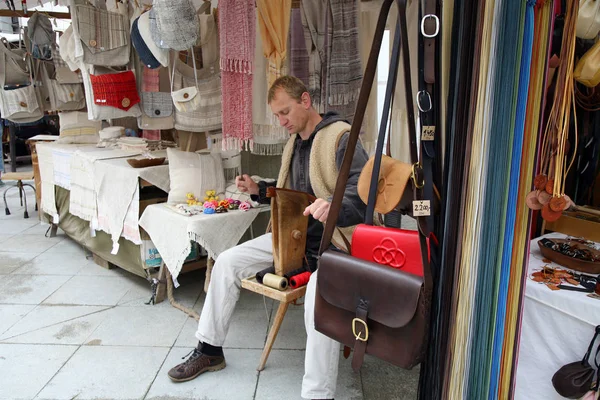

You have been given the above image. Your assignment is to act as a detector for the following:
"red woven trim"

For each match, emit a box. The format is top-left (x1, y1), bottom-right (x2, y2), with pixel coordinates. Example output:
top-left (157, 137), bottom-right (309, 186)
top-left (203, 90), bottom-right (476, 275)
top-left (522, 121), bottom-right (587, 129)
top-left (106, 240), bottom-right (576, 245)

top-left (90, 70), bottom-right (140, 111)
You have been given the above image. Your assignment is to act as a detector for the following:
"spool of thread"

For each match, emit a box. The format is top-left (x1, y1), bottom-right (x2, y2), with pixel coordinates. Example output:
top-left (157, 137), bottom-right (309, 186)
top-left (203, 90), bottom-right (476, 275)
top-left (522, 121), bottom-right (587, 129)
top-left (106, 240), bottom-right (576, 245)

top-left (289, 271), bottom-right (311, 289)
top-left (262, 273), bottom-right (288, 291)
top-left (256, 266), bottom-right (275, 284)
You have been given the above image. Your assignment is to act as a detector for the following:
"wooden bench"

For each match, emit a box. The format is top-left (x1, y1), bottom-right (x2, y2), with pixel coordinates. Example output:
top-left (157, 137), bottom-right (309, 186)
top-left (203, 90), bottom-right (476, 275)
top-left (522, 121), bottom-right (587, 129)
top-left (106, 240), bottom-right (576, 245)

top-left (2, 171), bottom-right (36, 218)
top-left (241, 276), bottom-right (307, 371)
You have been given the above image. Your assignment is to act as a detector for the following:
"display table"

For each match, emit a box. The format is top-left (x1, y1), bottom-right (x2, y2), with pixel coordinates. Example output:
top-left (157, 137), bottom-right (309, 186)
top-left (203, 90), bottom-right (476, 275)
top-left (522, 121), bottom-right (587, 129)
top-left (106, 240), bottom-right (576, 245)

top-left (35, 142), bottom-right (171, 278)
top-left (139, 203), bottom-right (269, 282)
top-left (514, 233), bottom-right (600, 400)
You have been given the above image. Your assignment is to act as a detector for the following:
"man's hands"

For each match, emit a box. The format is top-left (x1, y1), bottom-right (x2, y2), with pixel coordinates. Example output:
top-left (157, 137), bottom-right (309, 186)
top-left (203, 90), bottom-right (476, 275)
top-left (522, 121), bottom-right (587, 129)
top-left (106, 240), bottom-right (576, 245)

top-left (303, 198), bottom-right (331, 223)
top-left (235, 174), bottom-right (259, 196)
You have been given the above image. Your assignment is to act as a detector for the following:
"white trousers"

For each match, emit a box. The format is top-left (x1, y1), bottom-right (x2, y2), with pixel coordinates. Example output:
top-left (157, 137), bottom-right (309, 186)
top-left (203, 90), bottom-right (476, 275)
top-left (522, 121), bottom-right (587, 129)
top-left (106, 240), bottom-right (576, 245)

top-left (195, 233), bottom-right (340, 399)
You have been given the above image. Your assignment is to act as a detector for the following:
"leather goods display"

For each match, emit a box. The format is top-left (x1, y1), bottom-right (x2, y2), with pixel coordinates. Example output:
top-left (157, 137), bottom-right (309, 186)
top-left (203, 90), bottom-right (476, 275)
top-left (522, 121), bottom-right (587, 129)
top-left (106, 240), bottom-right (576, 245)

top-left (352, 225), bottom-right (426, 277)
top-left (315, 0), bottom-right (432, 372)
top-left (357, 155), bottom-right (413, 214)
top-left (89, 70), bottom-right (140, 111)
top-left (552, 326), bottom-right (600, 398)
top-left (576, 0), bottom-right (600, 39)
top-left (73, 2), bottom-right (130, 66)
top-left (266, 187), bottom-right (313, 276)
top-left (574, 40), bottom-right (600, 88)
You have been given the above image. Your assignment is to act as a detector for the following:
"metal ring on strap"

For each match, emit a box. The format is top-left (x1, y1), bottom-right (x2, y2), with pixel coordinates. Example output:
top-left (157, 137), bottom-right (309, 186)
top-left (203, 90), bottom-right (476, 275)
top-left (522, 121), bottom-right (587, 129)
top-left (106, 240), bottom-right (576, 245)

top-left (411, 163), bottom-right (425, 189)
top-left (416, 90), bottom-right (432, 113)
top-left (420, 14), bottom-right (439, 38)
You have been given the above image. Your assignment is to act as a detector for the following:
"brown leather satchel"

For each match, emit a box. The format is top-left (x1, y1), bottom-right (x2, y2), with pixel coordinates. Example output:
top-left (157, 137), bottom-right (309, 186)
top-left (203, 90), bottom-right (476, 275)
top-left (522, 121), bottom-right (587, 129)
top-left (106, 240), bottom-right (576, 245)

top-left (314, 0), bottom-right (431, 372)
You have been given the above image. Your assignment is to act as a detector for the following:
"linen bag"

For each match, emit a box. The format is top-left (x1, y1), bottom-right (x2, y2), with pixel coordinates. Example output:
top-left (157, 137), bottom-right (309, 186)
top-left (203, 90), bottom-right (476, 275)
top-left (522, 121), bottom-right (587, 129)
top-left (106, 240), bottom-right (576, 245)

top-left (0, 50), bottom-right (43, 123)
top-left (81, 64), bottom-right (142, 121)
top-left (53, 44), bottom-right (83, 84)
top-left (171, 54), bottom-right (222, 132)
top-left (58, 111), bottom-right (102, 144)
top-left (138, 66), bottom-right (174, 130)
top-left (27, 12), bottom-right (54, 60)
top-left (72, 0), bottom-right (131, 66)
top-left (0, 38), bottom-right (31, 86)
top-left (38, 61), bottom-right (85, 112)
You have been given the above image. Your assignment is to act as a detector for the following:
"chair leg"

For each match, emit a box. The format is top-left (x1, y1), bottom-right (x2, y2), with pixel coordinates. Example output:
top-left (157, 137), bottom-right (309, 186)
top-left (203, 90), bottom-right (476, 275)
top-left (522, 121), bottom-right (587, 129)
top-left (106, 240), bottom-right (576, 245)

top-left (3, 185), bottom-right (11, 215)
top-left (258, 301), bottom-right (289, 371)
top-left (22, 183), bottom-right (36, 215)
top-left (18, 181), bottom-right (29, 219)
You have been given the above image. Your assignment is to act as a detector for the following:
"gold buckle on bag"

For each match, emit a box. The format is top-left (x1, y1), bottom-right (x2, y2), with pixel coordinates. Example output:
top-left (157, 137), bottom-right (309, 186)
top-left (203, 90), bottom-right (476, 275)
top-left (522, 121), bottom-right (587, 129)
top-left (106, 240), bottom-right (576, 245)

top-left (352, 318), bottom-right (369, 342)
top-left (411, 162), bottom-right (425, 189)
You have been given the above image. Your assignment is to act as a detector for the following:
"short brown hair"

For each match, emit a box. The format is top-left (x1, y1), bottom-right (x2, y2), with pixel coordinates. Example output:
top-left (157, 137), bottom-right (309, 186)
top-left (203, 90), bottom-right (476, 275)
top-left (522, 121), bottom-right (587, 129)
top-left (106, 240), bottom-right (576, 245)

top-left (268, 75), bottom-right (308, 103)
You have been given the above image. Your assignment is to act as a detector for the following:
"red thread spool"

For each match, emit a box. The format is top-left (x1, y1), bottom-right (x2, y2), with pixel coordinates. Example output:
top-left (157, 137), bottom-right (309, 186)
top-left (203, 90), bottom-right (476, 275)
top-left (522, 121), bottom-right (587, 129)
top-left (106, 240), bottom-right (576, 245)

top-left (289, 271), bottom-right (311, 289)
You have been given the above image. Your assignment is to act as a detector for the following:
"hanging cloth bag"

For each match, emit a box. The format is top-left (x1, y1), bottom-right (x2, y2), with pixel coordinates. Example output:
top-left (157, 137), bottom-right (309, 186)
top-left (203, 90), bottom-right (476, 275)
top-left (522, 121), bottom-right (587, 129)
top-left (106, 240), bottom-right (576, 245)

top-left (0, 50), bottom-right (43, 123)
top-left (577, 0), bottom-right (600, 39)
top-left (314, 0), bottom-right (431, 372)
top-left (38, 61), bottom-right (85, 112)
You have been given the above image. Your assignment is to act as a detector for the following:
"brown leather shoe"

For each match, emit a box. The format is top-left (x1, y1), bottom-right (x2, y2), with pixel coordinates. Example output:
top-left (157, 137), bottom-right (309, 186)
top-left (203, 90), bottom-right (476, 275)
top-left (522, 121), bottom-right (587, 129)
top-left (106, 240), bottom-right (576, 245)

top-left (167, 348), bottom-right (226, 382)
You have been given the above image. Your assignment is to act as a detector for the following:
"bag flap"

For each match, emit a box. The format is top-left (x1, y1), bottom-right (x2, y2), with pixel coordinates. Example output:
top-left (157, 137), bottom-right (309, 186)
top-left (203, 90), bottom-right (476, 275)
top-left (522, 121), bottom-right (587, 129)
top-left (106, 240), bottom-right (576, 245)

top-left (142, 91), bottom-right (173, 117)
top-left (318, 250), bottom-right (423, 328)
top-left (172, 86), bottom-right (198, 103)
top-left (75, 5), bottom-right (129, 54)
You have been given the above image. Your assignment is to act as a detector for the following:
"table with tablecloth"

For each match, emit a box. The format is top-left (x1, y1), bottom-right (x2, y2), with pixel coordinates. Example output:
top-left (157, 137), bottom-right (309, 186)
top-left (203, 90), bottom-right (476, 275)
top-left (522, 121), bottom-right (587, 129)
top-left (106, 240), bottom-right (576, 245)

top-left (35, 142), bottom-right (170, 277)
top-left (139, 203), bottom-right (269, 283)
top-left (514, 232), bottom-right (600, 400)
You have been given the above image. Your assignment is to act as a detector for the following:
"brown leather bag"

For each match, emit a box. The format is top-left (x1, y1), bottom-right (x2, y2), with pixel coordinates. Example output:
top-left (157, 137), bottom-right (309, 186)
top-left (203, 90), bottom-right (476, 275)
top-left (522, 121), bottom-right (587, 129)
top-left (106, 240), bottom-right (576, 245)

top-left (314, 0), bottom-right (431, 372)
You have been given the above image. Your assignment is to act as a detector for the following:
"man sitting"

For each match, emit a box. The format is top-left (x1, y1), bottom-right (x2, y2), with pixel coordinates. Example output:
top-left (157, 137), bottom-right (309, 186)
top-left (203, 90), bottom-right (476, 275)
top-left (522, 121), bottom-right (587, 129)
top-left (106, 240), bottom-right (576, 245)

top-left (168, 76), bottom-right (369, 400)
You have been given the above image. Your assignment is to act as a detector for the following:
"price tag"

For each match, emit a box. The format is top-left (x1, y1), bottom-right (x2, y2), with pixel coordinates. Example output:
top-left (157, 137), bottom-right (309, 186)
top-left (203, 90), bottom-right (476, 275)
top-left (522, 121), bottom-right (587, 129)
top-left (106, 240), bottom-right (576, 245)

top-left (422, 126), bottom-right (435, 141)
top-left (413, 200), bottom-right (431, 216)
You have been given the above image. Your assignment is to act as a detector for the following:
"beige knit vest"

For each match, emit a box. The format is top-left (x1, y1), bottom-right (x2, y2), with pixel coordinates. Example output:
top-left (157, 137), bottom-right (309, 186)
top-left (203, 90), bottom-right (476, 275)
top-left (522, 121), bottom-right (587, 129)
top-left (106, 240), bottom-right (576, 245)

top-left (277, 121), bottom-right (356, 252)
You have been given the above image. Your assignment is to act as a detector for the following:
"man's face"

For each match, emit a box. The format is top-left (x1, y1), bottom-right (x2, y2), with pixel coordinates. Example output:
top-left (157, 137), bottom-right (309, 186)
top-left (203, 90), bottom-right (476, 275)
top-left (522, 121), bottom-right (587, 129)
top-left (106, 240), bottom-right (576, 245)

top-left (270, 88), bottom-right (310, 134)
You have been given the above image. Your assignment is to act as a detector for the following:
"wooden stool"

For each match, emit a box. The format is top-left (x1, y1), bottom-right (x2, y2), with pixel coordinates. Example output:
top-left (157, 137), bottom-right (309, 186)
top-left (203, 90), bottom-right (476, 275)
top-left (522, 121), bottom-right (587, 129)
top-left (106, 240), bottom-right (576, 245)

top-left (2, 171), bottom-right (36, 218)
top-left (241, 276), bottom-right (307, 371)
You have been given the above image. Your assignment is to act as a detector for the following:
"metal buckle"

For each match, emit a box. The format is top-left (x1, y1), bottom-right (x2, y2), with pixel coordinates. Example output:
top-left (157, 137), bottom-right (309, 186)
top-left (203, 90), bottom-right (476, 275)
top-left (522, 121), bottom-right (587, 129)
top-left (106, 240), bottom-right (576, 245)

top-left (352, 318), bottom-right (369, 342)
top-left (411, 163), bottom-right (425, 189)
top-left (416, 90), bottom-right (432, 113)
top-left (421, 14), bottom-right (440, 38)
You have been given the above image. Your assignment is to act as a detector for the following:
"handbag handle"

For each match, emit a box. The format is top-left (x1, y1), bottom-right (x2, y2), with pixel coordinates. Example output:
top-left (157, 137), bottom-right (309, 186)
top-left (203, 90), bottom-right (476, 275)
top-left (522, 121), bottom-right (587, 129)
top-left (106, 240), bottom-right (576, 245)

top-left (318, 0), bottom-right (430, 287)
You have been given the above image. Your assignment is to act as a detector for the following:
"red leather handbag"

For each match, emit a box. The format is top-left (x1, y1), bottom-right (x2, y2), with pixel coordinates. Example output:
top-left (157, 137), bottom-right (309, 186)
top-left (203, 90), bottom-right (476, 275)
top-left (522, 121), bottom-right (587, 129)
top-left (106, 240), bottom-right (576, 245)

top-left (352, 225), bottom-right (428, 277)
top-left (90, 70), bottom-right (140, 111)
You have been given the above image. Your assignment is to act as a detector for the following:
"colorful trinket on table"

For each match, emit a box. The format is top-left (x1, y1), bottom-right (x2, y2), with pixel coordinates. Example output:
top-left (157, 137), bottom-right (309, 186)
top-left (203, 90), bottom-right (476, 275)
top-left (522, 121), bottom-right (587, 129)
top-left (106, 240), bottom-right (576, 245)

top-left (239, 201), bottom-right (251, 211)
top-left (186, 192), bottom-right (202, 206)
top-left (204, 207), bottom-right (216, 215)
top-left (219, 199), bottom-right (231, 208)
top-left (203, 201), bottom-right (216, 209)
top-left (204, 190), bottom-right (219, 202)
top-left (228, 203), bottom-right (239, 210)
top-left (216, 206), bottom-right (228, 213)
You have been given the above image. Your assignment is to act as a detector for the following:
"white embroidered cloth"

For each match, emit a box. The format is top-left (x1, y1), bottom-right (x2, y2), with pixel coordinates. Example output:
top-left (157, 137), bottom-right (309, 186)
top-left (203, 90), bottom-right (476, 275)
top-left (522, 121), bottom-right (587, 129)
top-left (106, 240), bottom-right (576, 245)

top-left (139, 203), bottom-right (265, 280)
top-left (37, 143), bottom-right (59, 223)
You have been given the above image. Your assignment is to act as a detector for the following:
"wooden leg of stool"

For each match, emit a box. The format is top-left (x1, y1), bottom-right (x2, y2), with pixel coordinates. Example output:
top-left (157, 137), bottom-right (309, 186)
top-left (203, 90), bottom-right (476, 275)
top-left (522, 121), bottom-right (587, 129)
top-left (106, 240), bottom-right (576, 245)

top-left (204, 257), bottom-right (214, 293)
top-left (258, 301), bottom-right (289, 371)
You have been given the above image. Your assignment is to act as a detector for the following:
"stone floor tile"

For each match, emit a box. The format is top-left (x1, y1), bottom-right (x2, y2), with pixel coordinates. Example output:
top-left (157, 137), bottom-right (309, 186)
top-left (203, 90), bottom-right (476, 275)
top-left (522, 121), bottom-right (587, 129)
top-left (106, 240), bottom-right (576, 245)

top-left (0, 305), bottom-right (110, 345)
top-left (85, 306), bottom-right (188, 347)
top-left (43, 237), bottom-right (87, 254)
top-left (42, 275), bottom-right (137, 306)
top-left (0, 343), bottom-right (78, 400)
top-left (145, 348), bottom-right (261, 400)
top-left (12, 252), bottom-right (93, 276)
top-left (0, 252), bottom-right (38, 274)
top-left (255, 350), bottom-right (363, 400)
top-left (0, 274), bottom-right (71, 304)
top-left (0, 304), bottom-right (36, 335)
top-left (0, 234), bottom-right (64, 254)
top-left (35, 345), bottom-right (169, 400)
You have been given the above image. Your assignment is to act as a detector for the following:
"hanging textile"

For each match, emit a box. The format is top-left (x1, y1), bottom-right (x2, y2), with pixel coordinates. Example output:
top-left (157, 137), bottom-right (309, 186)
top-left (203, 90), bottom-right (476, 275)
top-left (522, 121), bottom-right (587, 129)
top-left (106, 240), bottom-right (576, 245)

top-left (289, 7), bottom-right (310, 85)
top-left (300, 0), bottom-right (328, 111)
top-left (252, 8), bottom-right (289, 156)
top-left (219, 0), bottom-right (255, 151)
top-left (257, 0), bottom-right (292, 88)
top-left (327, 0), bottom-right (362, 107)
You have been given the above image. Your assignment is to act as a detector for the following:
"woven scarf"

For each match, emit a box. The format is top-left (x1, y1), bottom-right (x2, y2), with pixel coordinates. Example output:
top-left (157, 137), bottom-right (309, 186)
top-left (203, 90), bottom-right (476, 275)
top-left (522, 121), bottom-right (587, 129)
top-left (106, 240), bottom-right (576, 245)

top-left (257, 0), bottom-right (292, 88)
top-left (289, 8), bottom-right (310, 85)
top-left (219, 0), bottom-right (255, 151)
top-left (253, 11), bottom-right (289, 156)
top-left (301, 0), bottom-right (328, 111)
top-left (142, 67), bottom-right (161, 141)
top-left (327, 0), bottom-right (362, 106)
